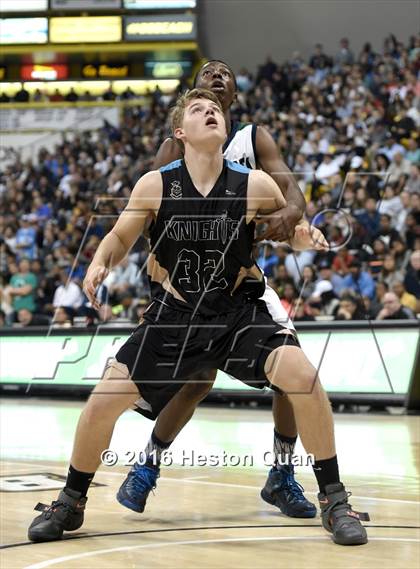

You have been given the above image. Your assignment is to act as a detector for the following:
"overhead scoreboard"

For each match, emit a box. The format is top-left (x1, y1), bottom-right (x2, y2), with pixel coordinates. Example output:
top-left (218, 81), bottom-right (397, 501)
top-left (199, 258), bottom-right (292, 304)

top-left (0, 1), bottom-right (197, 10)
top-left (0, 1), bottom-right (198, 83)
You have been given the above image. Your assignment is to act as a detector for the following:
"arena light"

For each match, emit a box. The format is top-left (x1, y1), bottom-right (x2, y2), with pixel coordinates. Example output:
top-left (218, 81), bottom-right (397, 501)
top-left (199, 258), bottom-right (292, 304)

top-left (145, 61), bottom-right (192, 78)
top-left (0, 0), bottom-right (48, 12)
top-left (50, 16), bottom-right (122, 44)
top-left (0, 18), bottom-right (48, 45)
top-left (111, 79), bottom-right (179, 94)
top-left (0, 82), bottom-right (22, 96)
top-left (124, 0), bottom-right (196, 8)
top-left (21, 65), bottom-right (69, 81)
top-left (51, 0), bottom-right (121, 9)
top-left (0, 79), bottom-right (181, 99)
top-left (24, 80), bottom-right (111, 96)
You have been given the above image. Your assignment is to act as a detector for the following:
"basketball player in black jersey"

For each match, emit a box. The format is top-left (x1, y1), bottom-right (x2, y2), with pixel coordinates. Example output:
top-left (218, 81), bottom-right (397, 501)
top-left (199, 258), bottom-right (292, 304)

top-left (130, 60), bottom-right (317, 519)
top-left (28, 89), bottom-right (368, 546)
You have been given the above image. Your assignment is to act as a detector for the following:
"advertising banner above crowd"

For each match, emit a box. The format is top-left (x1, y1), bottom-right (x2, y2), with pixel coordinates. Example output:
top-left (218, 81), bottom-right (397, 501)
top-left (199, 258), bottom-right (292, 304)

top-left (0, 106), bottom-right (119, 131)
top-left (50, 16), bottom-right (122, 43)
top-left (51, 0), bottom-right (121, 9)
top-left (124, 14), bottom-right (196, 41)
top-left (0, 0), bottom-right (48, 11)
top-left (124, 0), bottom-right (196, 8)
top-left (20, 64), bottom-right (69, 81)
top-left (0, 18), bottom-right (48, 45)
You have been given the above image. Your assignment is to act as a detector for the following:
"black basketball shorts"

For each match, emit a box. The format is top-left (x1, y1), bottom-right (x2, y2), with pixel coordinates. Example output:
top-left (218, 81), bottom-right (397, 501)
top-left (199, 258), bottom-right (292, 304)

top-left (115, 298), bottom-right (299, 419)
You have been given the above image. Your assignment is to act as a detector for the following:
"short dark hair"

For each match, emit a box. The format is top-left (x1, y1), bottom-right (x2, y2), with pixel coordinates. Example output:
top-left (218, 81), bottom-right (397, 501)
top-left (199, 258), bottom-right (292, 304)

top-left (349, 259), bottom-right (362, 269)
top-left (340, 293), bottom-right (358, 305)
top-left (193, 59), bottom-right (237, 89)
top-left (381, 213), bottom-right (392, 221)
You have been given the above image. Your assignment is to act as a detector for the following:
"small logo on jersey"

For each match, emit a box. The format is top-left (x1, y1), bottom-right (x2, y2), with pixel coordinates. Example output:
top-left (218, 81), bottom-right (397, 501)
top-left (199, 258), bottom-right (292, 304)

top-left (238, 156), bottom-right (253, 168)
top-left (225, 189), bottom-right (236, 196)
top-left (170, 181), bottom-right (182, 199)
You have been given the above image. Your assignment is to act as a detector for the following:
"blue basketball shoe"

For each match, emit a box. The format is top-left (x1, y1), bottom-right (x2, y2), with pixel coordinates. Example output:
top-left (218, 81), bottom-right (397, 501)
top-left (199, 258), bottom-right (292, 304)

top-left (261, 465), bottom-right (317, 518)
top-left (117, 463), bottom-right (160, 513)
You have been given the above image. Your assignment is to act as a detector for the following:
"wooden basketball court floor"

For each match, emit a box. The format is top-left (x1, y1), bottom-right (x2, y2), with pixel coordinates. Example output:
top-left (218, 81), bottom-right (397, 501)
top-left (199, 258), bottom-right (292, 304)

top-left (1, 398), bottom-right (419, 568)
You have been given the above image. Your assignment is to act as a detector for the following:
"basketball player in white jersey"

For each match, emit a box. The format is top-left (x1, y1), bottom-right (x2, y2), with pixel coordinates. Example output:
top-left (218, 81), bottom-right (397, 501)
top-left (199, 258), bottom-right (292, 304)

top-left (124, 61), bottom-right (317, 518)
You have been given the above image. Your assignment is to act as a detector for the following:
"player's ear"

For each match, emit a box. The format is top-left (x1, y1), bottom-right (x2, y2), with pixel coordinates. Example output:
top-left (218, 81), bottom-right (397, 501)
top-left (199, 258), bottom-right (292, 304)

top-left (174, 127), bottom-right (186, 143)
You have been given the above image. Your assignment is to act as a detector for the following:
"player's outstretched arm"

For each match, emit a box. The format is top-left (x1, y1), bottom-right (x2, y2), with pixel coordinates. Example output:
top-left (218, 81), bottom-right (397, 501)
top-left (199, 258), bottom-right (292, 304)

top-left (256, 126), bottom-right (306, 238)
top-left (83, 171), bottom-right (162, 308)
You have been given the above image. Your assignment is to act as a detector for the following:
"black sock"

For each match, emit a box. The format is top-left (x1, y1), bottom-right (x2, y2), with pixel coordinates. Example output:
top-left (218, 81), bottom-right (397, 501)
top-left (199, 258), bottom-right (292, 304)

top-left (65, 464), bottom-right (95, 497)
top-left (144, 429), bottom-right (172, 467)
top-left (273, 429), bottom-right (297, 468)
top-left (312, 455), bottom-right (340, 494)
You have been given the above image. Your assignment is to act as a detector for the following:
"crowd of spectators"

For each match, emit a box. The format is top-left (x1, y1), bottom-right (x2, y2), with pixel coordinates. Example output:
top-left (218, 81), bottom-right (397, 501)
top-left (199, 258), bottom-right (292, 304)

top-left (0, 85), bottom-right (166, 105)
top-left (0, 34), bottom-right (419, 327)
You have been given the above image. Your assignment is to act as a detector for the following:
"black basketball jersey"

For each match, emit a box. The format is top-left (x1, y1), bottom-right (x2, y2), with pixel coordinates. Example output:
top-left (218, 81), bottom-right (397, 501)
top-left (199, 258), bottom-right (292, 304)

top-left (148, 158), bottom-right (264, 315)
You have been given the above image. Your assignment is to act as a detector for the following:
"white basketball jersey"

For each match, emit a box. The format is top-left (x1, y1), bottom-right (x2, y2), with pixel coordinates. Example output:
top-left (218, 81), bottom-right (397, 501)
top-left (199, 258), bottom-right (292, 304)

top-left (223, 122), bottom-right (257, 169)
top-left (223, 122), bottom-right (295, 331)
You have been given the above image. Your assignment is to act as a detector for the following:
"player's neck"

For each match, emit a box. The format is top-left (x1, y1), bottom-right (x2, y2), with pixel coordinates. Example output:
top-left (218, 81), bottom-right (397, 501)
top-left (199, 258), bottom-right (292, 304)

top-left (224, 109), bottom-right (232, 134)
top-left (184, 146), bottom-right (224, 196)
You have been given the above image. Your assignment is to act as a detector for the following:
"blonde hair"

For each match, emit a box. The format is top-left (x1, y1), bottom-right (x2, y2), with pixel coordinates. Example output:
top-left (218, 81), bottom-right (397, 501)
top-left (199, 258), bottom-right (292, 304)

top-left (170, 88), bottom-right (223, 137)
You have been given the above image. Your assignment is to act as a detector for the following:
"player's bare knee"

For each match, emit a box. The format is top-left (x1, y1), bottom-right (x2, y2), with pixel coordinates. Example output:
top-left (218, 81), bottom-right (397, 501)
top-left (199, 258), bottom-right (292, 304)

top-left (271, 363), bottom-right (318, 395)
top-left (84, 390), bottom-right (135, 422)
top-left (292, 366), bottom-right (319, 394)
top-left (86, 360), bottom-right (139, 417)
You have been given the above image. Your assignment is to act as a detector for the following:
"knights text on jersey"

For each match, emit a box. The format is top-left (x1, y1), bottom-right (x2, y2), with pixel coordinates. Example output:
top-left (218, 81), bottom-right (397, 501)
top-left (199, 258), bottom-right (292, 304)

top-left (148, 159), bottom-right (264, 315)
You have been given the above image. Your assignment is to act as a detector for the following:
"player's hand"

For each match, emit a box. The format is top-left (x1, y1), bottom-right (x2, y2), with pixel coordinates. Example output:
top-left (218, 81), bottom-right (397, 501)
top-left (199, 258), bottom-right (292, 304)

top-left (255, 204), bottom-right (302, 242)
top-left (83, 265), bottom-right (109, 310)
top-left (289, 222), bottom-right (329, 251)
